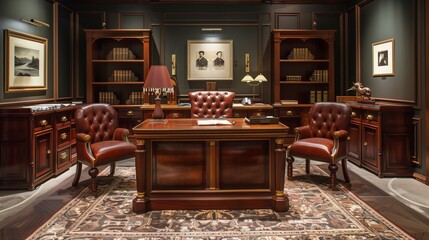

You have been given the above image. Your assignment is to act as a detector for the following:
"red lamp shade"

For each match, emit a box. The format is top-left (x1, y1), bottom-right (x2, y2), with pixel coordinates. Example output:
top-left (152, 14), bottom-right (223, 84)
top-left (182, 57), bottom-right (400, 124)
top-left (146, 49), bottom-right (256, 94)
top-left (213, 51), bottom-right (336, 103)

top-left (143, 65), bottom-right (173, 120)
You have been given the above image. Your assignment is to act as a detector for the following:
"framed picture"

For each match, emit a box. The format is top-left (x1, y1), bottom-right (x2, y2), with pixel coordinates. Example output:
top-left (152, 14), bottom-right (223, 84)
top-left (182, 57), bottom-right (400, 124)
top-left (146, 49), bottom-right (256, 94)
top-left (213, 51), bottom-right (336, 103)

top-left (187, 40), bottom-right (233, 80)
top-left (5, 29), bottom-right (47, 92)
top-left (372, 38), bottom-right (394, 76)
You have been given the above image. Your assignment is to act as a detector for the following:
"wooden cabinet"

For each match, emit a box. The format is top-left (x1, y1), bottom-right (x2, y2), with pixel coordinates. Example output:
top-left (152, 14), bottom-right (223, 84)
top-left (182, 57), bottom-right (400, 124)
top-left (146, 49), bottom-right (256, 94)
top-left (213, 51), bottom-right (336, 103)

top-left (346, 102), bottom-right (414, 177)
top-left (272, 30), bottom-right (335, 143)
top-left (140, 104), bottom-right (273, 121)
top-left (0, 104), bottom-right (77, 190)
top-left (84, 29), bottom-right (151, 133)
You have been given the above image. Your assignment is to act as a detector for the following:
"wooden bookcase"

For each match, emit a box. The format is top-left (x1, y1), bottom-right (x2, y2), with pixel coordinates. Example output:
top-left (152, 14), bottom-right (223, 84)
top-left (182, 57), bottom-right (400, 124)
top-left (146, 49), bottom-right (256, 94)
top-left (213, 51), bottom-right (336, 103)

top-left (272, 29), bottom-right (335, 144)
top-left (84, 29), bottom-right (151, 133)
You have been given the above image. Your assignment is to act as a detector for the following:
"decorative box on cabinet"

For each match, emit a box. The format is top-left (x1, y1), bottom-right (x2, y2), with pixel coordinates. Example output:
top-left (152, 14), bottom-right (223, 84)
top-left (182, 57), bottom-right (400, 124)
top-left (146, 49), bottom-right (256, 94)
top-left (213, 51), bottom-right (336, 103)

top-left (272, 30), bottom-right (335, 143)
top-left (140, 104), bottom-right (273, 121)
top-left (0, 105), bottom-right (77, 190)
top-left (84, 29), bottom-right (151, 134)
top-left (346, 102), bottom-right (414, 177)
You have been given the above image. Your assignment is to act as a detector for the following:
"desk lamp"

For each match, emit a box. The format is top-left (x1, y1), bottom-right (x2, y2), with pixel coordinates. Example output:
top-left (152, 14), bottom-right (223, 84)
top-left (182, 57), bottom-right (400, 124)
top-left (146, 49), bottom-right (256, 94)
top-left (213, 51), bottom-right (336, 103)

top-left (143, 65), bottom-right (173, 120)
top-left (241, 73), bottom-right (267, 103)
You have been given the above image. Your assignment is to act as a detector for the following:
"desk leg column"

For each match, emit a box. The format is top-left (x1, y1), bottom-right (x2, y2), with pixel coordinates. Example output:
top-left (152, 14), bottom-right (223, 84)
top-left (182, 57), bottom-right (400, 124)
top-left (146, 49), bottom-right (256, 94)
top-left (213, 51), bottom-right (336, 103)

top-left (133, 140), bottom-right (147, 213)
top-left (273, 138), bottom-right (289, 212)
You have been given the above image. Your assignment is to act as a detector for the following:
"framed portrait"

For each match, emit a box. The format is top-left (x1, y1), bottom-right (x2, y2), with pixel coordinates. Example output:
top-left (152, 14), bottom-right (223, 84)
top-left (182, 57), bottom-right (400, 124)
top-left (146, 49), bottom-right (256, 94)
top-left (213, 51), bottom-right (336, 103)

top-left (5, 29), bottom-right (47, 92)
top-left (187, 40), bottom-right (233, 80)
top-left (372, 38), bottom-right (394, 77)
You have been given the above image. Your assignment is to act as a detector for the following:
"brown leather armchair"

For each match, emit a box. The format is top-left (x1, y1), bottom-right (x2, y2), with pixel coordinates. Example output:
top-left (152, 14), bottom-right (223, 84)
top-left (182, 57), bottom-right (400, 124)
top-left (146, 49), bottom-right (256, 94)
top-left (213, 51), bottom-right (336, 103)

top-left (73, 103), bottom-right (136, 193)
top-left (286, 102), bottom-right (352, 190)
top-left (188, 91), bottom-right (235, 118)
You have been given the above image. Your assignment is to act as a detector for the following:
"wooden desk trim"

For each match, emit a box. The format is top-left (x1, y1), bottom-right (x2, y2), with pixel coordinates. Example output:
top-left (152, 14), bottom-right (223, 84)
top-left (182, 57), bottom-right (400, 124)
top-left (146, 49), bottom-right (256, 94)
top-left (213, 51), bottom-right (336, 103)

top-left (132, 118), bottom-right (289, 213)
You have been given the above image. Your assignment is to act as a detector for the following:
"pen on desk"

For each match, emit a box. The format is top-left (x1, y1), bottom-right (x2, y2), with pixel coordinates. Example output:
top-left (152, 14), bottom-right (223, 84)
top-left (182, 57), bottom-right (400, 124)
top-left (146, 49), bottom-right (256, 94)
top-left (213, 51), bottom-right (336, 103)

top-left (231, 121), bottom-right (236, 125)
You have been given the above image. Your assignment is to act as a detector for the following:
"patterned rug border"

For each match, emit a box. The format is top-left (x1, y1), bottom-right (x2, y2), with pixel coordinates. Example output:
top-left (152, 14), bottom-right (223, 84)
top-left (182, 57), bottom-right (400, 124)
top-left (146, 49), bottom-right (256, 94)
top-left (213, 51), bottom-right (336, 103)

top-left (26, 164), bottom-right (416, 239)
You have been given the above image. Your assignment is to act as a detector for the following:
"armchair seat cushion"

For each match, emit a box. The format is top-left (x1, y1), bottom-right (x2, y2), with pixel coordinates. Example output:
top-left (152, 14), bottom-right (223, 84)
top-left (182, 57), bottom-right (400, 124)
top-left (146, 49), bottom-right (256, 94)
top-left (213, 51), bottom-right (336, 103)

top-left (90, 140), bottom-right (136, 166)
top-left (288, 138), bottom-right (334, 162)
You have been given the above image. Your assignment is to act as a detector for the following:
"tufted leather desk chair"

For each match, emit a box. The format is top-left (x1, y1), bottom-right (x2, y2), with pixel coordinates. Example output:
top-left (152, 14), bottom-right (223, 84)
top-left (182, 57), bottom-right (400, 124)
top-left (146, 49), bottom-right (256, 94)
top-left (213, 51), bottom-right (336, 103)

top-left (286, 102), bottom-right (352, 190)
top-left (73, 103), bottom-right (136, 193)
top-left (188, 91), bottom-right (235, 118)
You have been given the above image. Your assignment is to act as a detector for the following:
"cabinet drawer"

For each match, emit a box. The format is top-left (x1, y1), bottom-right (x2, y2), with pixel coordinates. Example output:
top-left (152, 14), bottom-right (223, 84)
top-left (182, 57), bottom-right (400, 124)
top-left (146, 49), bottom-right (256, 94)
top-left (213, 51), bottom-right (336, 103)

top-left (57, 126), bottom-right (71, 147)
top-left (57, 147), bottom-right (70, 170)
top-left (117, 108), bottom-right (142, 119)
top-left (362, 110), bottom-right (379, 125)
top-left (278, 108), bottom-right (300, 118)
top-left (34, 114), bottom-right (52, 130)
top-left (55, 111), bottom-right (72, 126)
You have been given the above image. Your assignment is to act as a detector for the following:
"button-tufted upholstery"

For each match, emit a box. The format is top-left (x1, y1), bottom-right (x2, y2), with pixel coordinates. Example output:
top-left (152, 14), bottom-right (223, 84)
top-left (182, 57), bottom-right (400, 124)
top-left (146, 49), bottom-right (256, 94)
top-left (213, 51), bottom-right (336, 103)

top-left (73, 103), bottom-right (136, 194)
top-left (286, 102), bottom-right (352, 190)
top-left (188, 91), bottom-right (235, 118)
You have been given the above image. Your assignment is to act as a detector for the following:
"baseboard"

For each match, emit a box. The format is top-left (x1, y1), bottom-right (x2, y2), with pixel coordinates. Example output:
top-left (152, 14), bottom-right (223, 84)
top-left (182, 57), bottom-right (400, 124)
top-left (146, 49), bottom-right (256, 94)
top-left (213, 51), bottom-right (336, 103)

top-left (413, 172), bottom-right (427, 184)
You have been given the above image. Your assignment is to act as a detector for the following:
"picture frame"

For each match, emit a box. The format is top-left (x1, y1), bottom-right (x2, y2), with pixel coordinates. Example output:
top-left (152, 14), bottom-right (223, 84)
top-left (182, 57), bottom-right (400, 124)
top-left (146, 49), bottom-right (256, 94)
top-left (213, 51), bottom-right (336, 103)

top-left (372, 38), bottom-right (394, 77)
top-left (187, 40), bottom-right (233, 81)
top-left (5, 29), bottom-right (47, 92)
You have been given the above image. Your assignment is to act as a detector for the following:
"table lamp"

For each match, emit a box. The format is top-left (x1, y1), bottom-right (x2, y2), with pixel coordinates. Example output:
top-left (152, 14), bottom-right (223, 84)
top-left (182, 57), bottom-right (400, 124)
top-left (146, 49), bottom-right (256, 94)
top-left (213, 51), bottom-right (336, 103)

top-left (241, 73), bottom-right (267, 102)
top-left (143, 65), bottom-right (173, 120)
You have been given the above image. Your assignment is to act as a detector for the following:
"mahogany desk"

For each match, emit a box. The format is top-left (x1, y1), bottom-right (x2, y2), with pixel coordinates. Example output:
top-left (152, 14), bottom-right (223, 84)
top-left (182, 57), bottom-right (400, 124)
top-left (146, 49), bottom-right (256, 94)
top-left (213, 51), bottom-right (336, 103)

top-left (132, 118), bottom-right (289, 213)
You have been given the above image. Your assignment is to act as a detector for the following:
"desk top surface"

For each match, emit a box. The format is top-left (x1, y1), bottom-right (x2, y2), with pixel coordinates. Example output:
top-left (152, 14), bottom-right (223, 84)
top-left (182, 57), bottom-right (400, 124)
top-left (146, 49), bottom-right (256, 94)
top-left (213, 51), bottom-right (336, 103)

top-left (133, 118), bottom-right (289, 136)
top-left (140, 103), bottom-right (273, 111)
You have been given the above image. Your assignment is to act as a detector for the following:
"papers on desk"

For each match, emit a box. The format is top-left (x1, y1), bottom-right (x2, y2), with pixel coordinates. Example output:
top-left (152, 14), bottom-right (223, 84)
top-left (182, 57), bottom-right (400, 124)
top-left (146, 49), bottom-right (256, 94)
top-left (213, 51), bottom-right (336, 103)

top-left (197, 119), bottom-right (233, 126)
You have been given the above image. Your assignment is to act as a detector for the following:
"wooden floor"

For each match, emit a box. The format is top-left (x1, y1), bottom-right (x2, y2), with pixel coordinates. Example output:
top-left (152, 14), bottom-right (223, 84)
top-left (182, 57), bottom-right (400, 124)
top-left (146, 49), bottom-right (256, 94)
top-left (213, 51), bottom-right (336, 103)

top-left (1, 164), bottom-right (429, 240)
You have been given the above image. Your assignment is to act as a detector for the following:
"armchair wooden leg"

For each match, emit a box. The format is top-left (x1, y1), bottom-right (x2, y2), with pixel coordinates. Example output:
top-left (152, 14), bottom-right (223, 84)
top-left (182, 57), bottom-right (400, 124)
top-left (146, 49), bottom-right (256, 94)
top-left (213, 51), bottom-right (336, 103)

top-left (72, 162), bottom-right (82, 187)
top-left (305, 159), bottom-right (310, 174)
top-left (286, 156), bottom-right (294, 180)
top-left (88, 167), bottom-right (100, 193)
top-left (328, 163), bottom-right (338, 190)
top-left (341, 159), bottom-right (351, 183)
top-left (110, 163), bottom-right (116, 176)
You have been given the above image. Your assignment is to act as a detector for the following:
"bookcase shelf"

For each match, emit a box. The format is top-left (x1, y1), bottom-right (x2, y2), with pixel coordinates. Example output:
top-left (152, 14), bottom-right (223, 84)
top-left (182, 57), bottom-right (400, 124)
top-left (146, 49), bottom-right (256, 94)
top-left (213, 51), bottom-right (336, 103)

top-left (272, 29), bottom-right (335, 145)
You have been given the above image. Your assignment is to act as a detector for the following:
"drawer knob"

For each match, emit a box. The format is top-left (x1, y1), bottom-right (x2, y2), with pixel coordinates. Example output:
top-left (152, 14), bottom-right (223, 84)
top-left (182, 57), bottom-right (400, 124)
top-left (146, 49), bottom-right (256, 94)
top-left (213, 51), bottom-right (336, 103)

top-left (47, 150), bottom-right (51, 154)
top-left (171, 113), bottom-right (179, 118)
top-left (286, 110), bottom-right (293, 116)
top-left (351, 111), bottom-right (356, 117)
top-left (256, 112), bottom-right (262, 117)
top-left (61, 133), bottom-right (67, 140)
top-left (40, 120), bottom-right (48, 126)
top-left (363, 142), bottom-right (368, 146)
top-left (347, 136), bottom-right (350, 140)
top-left (60, 152), bottom-right (68, 160)
top-left (127, 111), bottom-right (134, 116)
top-left (61, 116), bottom-right (68, 122)
top-left (367, 114), bottom-right (374, 121)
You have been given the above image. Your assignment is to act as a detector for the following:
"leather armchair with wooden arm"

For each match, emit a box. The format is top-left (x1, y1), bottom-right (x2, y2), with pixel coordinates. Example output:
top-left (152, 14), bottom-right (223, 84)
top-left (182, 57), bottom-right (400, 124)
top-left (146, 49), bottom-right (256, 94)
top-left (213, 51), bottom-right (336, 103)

top-left (286, 102), bottom-right (352, 190)
top-left (188, 91), bottom-right (235, 118)
top-left (73, 103), bottom-right (136, 193)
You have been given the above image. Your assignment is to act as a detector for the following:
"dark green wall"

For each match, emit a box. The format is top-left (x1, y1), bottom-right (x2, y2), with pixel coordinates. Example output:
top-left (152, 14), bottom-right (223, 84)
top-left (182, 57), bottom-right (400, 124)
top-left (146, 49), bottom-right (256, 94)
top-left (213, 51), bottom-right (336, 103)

top-left (0, 0), bottom-right (53, 104)
top-left (358, 0), bottom-right (416, 102)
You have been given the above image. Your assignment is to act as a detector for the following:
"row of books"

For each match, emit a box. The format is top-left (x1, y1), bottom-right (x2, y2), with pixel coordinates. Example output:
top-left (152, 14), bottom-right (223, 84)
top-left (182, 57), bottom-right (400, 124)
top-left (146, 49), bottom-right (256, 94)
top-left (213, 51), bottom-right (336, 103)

top-left (99, 92), bottom-right (120, 105)
top-left (287, 48), bottom-right (315, 60)
top-left (108, 70), bottom-right (139, 82)
top-left (106, 48), bottom-right (136, 60)
top-left (285, 75), bottom-right (302, 81)
top-left (125, 92), bottom-right (144, 105)
top-left (309, 70), bottom-right (329, 82)
top-left (309, 90), bottom-right (329, 103)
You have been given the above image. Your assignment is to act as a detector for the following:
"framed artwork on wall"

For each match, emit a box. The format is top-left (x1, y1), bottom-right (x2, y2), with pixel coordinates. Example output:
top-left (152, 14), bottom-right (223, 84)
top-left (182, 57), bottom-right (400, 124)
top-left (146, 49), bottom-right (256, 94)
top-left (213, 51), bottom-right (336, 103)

top-left (187, 40), bottom-right (233, 80)
top-left (5, 29), bottom-right (47, 92)
top-left (372, 38), bottom-right (395, 77)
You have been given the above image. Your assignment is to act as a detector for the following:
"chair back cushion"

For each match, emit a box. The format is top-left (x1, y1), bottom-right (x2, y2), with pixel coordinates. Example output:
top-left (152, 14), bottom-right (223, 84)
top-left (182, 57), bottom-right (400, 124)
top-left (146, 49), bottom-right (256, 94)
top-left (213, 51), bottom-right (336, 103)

top-left (188, 91), bottom-right (235, 118)
top-left (75, 103), bottom-right (118, 143)
top-left (308, 102), bottom-right (352, 139)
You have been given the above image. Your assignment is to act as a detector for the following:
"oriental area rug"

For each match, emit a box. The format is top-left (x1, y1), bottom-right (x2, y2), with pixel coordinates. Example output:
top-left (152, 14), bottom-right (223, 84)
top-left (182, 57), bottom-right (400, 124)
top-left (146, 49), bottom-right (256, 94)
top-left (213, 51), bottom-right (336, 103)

top-left (27, 165), bottom-right (414, 239)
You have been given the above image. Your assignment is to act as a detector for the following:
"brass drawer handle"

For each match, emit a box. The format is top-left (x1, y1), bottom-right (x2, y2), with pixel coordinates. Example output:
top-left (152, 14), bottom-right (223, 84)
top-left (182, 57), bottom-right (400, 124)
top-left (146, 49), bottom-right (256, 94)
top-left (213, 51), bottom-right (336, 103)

top-left (256, 112), bottom-right (262, 116)
top-left (61, 116), bottom-right (68, 122)
top-left (351, 111), bottom-right (356, 117)
top-left (40, 120), bottom-right (48, 126)
top-left (367, 114), bottom-right (374, 121)
top-left (47, 150), bottom-right (51, 154)
top-left (171, 113), bottom-right (179, 118)
top-left (61, 133), bottom-right (67, 140)
top-left (60, 152), bottom-right (68, 160)
top-left (363, 142), bottom-right (368, 146)
top-left (286, 110), bottom-right (293, 116)
top-left (127, 111), bottom-right (134, 116)
top-left (347, 136), bottom-right (350, 140)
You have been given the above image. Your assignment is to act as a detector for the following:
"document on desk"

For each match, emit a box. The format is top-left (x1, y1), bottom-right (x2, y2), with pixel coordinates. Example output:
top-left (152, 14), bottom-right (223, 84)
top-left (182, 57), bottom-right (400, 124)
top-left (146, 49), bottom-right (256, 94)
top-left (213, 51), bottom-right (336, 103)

top-left (197, 119), bottom-right (233, 126)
